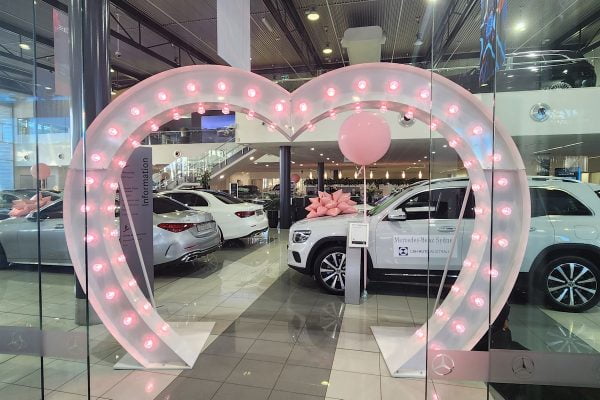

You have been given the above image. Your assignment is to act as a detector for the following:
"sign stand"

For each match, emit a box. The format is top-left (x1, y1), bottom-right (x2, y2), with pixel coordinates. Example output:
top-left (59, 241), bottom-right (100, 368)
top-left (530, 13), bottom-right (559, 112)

top-left (345, 222), bottom-right (369, 305)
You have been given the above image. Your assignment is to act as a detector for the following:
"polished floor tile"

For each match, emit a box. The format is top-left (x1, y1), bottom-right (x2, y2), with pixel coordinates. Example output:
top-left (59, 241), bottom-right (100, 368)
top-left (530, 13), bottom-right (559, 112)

top-left (180, 354), bottom-right (240, 382)
top-left (326, 370), bottom-right (381, 400)
top-left (102, 371), bottom-right (177, 400)
top-left (225, 359), bottom-right (284, 389)
top-left (331, 348), bottom-right (380, 375)
top-left (212, 383), bottom-right (271, 400)
top-left (287, 344), bottom-right (336, 369)
top-left (245, 340), bottom-right (294, 364)
top-left (152, 377), bottom-right (221, 400)
top-left (274, 364), bottom-right (330, 397)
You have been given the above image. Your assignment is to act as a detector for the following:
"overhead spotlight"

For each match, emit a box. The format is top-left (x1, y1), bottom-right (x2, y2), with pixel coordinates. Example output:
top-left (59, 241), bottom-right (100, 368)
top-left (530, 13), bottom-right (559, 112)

top-left (322, 43), bottom-right (333, 55)
top-left (385, 171), bottom-right (389, 179)
top-left (19, 43), bottom-right (30, 50)
top-left (402, 171), bottom-right (406, 179)
top-left (306, 8), bottom-right (320, 21)
top-left (249, 156), bottom-right (255, 161)
top-left (369, 170), bottom-right (373, 179)
top-left (514, 21), bottom-right (526, 32)
top-left (110, 68), bottom-right (115, 73)
top-left (261, 17), bottom-right (274, 33)
top-left (418, 170), bottom-right (423, 179)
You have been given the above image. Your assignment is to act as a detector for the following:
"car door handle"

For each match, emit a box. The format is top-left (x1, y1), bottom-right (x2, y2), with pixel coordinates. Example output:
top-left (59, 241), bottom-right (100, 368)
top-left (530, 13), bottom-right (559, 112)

top-left (437, 226), bottom-right (456, 233)
top-left (53, 224), bottom-right (64, 229)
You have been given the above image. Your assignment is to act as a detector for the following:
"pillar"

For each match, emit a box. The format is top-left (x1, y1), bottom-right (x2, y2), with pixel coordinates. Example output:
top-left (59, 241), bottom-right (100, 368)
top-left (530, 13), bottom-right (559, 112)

top-left (279, 146), bottom-right (291, 229)
top-left (317, 161), bottom-right (325, 192)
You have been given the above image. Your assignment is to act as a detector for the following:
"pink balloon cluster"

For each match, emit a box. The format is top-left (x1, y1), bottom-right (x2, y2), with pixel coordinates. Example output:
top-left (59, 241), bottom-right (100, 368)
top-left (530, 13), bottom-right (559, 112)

top-left (305, 190), bottom-right (358, 219)
top-left (9, 195), bottom-right (52, 217)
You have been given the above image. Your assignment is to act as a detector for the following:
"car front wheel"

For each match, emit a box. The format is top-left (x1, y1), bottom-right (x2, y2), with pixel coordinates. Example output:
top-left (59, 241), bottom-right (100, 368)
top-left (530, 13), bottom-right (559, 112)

top-left (542, 256), bottom-right (600, 312)
top-left (314, 246), bottom-right (346, 295)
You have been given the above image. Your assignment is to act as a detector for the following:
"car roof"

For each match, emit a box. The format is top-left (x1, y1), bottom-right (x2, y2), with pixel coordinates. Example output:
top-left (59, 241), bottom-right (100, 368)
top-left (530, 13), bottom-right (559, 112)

top-left (417, 176), bottom-right (586, 189)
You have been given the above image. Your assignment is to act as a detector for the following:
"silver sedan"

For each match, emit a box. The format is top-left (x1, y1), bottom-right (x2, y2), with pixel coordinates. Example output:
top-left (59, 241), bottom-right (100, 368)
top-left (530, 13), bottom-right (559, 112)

top-left (0, 195), bottom-right (221, 267)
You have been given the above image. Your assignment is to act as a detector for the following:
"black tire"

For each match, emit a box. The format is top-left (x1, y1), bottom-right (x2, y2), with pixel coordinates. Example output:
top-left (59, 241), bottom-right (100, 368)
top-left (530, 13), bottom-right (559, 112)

top-left (540, 256), bottom-right (600, 312)
top-left (313, 245), bottom-right (346, 295)
top-left (0, 245), bottom-right (8, 268)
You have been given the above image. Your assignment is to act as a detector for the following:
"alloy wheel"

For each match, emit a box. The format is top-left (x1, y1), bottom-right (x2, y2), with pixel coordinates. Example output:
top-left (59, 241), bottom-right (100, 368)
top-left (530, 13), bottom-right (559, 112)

top-left (546, 262), bottom-right (598, 308)
top-left (319, 252), bottom-right (346, 291)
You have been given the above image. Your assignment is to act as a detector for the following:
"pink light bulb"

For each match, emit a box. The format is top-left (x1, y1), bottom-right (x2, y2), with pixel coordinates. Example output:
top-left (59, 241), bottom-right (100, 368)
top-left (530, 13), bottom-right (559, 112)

top-left (157, 91), bottom-right (168, 101)
top-left (463, 160), bottom-right (473, 168)
top-left (307, 123), bottom-right (315, 132)
top-left (329, 111), bottom-right (336, 120)
top-left (453, 321), bottom-right (466, 334)
top-left (109, 182), bottom-right (119, 190)
top-left (419, 89), bottom-right (430, 99)
top-left (268, 123), bottom-right (276, 131)
top-left (388, 80), bottom-right (400, 91)
top-left (497, 237), bottom-right (509, 248)
top-left (118, 160), bottom-right (127, 168)
top-left (90, 153), bottom-right (101, 162)
top-left (492, 153), bottom-right (502, 162)
top-left (275, 103), bottom-right (284, 112)
top-left (84, 234), bottom-right (95, 243)
top-left (379, 104), bottom-right (387, 113)
top-left (92, 263), bottom-right (104, 272)
top-left (109, 229), bottom-right (119, 238)
top-left (489, 268), bottom-right (499, 278)
top-left (472, 232), bottom-right (482, 241)
top-left (415, 329), bottom-right (425, 339)
top-left (150, 122), bottom-right (159, 132)
top-left (500, 206), bottom-right (512, 216)
top-left (197, 105), bottom-right (205, 114)
top-left (299, 102), bottom-right (308, 112)
top-left (107, 127), bottom-right (118, 136)
top-left (463, 259), bottom-right (473, 268)
top-left (405, 111), bottom-right (414, 120)
top-left (448, 104), bottom-right (459, 114)
top-left (451, 285), bottom-right (461, 294)
top-left (471, 295), bottom-right (485, 308)
top-left (354, 104), bottom-right (361, 113)
top-left (104, 290), bottom-right (116, 301)
top-left (122, 315), bottom-right (134, 326)
top-left (247, 88), bottom-right (256, 98)
top-left (474, 207), bottom-right (483, 215)
top-left (143, 338), bottom-right (154, 350)
top-left (497, 177), bottom-right (508, 187)
top-left (117, 254), bottom-right (126, 263)
top-left (326, 87), bottom-right (336, 97)
top-left (448, 139), bottom-right (458, 148)
top-left (435, 308), bottom-right (444, 317)
top-left (222, 105), bottom-right (230, 115)
top-left (185, 82), bottom-right (196, 93)
top-left (128, 279), bottom-right (137, 288)
top-left (143, 302), bottom-right (152, 311)
top-left (356, 80), bottom-right (367, 90)
top-left (85, 176), bottom-right (95, 185)
top-left (472, 183), bottom-right (481, 192)
top-left (131, 140), bottom-right (140, 148)
top-left (216, 81), bottom-right (227, 92)
top-left (80, 204), bottom-right (90, 213)
top-left (145, 382), bottom-right (155, 393)
top-left (430, 121), bottom-right (438, 130)
top-left (129, 106), bottom-right (140, 116)
top-left (160, 323), bottom-right (170, 333)
top-left (472, 125), bottom-right (483, 135)
top-left (173, 112), bottom-right (181, 120)
top-left (246, 110), bottom-right (255, 120)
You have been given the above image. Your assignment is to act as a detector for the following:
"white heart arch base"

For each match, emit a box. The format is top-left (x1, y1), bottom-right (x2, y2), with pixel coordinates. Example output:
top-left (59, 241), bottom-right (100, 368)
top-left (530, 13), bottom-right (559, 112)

top-left (64, 63), bottom-right (530, 370)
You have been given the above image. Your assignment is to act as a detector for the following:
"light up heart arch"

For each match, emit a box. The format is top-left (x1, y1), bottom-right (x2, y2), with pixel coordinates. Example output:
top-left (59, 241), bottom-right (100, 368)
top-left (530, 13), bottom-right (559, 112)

top-left (64, 63), bottom-right (530, 369)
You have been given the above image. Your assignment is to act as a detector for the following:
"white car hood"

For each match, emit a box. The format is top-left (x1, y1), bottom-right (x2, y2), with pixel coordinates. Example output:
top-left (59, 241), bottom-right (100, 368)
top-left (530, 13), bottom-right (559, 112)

top-left (291, 213), bottom-right (365, 230)
top-left (153, 210), bottom-right (213, 224)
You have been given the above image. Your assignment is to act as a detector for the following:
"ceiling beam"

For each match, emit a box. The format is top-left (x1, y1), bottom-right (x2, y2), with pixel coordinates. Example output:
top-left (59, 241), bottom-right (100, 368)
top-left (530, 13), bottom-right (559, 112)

top-left (110, 0), bottom-right (227, 65)
top-left (261, 0), bottom-right (316, 75)
top-left (553, 8), bottom-right (600, 49)
top-left (110, 29), bottom-right (179, 68)
top-left (432, 0), bottom-right (479, 67)
top-left (278, 0), bottom-right (323, 69)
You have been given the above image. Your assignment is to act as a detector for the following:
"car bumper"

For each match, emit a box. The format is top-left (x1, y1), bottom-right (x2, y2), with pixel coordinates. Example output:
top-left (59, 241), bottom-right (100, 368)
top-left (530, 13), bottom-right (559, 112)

top-left (228, 216), bottom-right (269, 239)
top-left (155, 229), bottom-right (221, 265)
top-left (287, 241), bottom-right (310, 272)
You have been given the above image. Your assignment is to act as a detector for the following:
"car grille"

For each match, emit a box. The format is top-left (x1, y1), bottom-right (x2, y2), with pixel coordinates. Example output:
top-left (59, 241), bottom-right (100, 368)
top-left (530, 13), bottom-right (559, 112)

top-left (197, 221), bottom-right (217, 231)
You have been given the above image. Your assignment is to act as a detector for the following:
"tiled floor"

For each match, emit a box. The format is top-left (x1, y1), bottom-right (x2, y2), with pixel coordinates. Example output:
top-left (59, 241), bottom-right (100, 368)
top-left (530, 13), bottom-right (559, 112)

top-left (1, 230), bottom-right (600, 399)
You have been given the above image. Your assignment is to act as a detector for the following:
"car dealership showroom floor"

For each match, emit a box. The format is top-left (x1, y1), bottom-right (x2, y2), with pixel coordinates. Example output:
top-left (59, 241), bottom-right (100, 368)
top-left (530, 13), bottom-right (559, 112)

top-left (0, 229), bottom-right (599, 400)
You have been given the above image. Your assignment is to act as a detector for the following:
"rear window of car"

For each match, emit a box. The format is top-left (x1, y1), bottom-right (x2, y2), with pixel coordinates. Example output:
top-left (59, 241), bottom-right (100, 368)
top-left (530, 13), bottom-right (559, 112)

top-left (210, 192), bottom-right (245, 204)
top-left (153, 197), bottom-right (189, 214)
top-left (532, 188), bottom-right (592, 216)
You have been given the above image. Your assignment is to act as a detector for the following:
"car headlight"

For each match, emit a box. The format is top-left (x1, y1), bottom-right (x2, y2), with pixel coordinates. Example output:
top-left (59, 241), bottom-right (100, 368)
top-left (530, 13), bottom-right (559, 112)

top-left (292, 230), bottom-right (311, 243)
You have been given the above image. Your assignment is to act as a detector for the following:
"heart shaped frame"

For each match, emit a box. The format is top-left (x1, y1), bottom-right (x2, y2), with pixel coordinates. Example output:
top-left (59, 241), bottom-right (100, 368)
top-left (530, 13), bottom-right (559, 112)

top-left (64, 63), bottom-right (530, 369)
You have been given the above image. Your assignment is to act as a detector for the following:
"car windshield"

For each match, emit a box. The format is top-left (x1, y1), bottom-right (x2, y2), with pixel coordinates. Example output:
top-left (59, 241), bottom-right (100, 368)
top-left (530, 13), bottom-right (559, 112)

top-left (210, 192), bottom-right (245, 204)
top-left (153, 196), bottom-right (190, 214)
top-left (367, 181), bottom-right (427, 216)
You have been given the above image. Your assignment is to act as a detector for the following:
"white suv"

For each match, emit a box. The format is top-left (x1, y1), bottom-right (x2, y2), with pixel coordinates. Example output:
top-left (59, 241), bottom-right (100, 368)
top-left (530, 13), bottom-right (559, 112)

top-left (288, 177), bottom-right (600, 312)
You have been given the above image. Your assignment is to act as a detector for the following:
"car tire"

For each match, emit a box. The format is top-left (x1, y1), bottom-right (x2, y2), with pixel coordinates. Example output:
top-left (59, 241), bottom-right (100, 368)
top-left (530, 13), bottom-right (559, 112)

top-left (549, 81), bottom-right (573, 89)
top-left (541, 256), bottom-right (600, 312)
top-left (314, 245), bottom-right (346, 295)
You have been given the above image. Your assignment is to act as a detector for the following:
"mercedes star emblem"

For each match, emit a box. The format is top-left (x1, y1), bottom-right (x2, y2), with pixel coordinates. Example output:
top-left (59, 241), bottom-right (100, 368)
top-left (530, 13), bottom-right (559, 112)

top-left (511, 356), bottom-right (535, 378)
top-left (432, 353), bottom-right (455, 376)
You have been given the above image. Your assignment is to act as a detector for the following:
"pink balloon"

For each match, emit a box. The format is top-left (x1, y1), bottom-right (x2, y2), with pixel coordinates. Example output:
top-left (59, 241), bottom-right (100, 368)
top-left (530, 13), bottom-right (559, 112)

top-left (291, 173), bottom-right (301, 183)
top-left (30, 163), bottom-right (51, 180)
top-left (338, 112), bottom-right (391, 165)
top-left (326, 208), bottom-right (341, 216)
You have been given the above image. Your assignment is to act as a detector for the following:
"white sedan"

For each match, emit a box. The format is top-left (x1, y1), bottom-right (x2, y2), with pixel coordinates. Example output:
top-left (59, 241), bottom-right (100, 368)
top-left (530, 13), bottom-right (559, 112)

top-left (161, 190), bottom-right (269, 240)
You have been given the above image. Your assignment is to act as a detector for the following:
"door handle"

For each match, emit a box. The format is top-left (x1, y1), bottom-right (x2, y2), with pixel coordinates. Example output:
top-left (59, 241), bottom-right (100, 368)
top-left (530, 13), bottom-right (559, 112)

top-left (53, 224), bottom-right (64, 229)
top-left (437, 226), bottom-right (456, 233)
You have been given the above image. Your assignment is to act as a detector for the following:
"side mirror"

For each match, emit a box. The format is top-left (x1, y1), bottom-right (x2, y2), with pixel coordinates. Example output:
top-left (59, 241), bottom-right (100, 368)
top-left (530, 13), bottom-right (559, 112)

top-left (388, 209), bottom-right (407, 221)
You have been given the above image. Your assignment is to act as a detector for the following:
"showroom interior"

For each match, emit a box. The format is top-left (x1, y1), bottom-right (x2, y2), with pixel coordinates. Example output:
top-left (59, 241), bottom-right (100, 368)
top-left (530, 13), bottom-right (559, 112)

top-left (2, 0), bottom-right (600, 399)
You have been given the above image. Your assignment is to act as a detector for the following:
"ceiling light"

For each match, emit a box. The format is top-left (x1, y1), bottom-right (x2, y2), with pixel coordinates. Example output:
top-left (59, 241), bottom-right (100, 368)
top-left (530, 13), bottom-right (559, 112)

top-left (300, 164), bottom-right (303, 166)
top-left (322, 44), bottom-right (333, 55)
top-left (514, 21), bottom-right (526, 32)
top-left (219, 175), bottom-right (225, 179)
top-left (261, 17), bottom-right (274, 33)
top-left (320, 153), bottom-right (323, 156)
top-left (369, 170), bottom-right (373, 179)
top-left (402, 171), bottom-right (406, 179)
top-left (249, 156), bottom-right (254, 161)
top-left (324, 172), bottom-right (328, 179)
top-left (306, 8), bottom-right (319, 21)
top-left (19, 43), bottom-right (30, 50)
top-left (310, 147), bottom-right (315, 151)
top-left (111, 90), bottom-right (116, 95)
top-left (418, 170), bottom-right (423, 179)
top-left (385, 171), bottom-right (389, 179)
top-left (110, 68), bottom-right (115, 73)
top-left (309, 171), bottom-right (313, 179)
